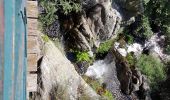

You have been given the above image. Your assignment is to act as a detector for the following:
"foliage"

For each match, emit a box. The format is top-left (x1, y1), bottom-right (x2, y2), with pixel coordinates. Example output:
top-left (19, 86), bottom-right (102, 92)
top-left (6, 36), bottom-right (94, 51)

top-left (134, 15), bottom-right (153, 39)
top-left (59, 0), bottom-right (81, 15)
top-left (39, 0), bottom-right (82, 33)
top-left (146, 0), bottom-right (170, 54)
top-left (96, 39), bottom-right (114, 59)
top-left (126, 53), bottom-right (135, 66)
top-left (125, 34), bottom-right (134, 44)
top-left (39, 0), bottom-right (57, 27)
top-left (123, 15), bottom-right (153, 44)
top-left (42, 35), bottom-right (50, 42)
top-left (83, 76), bottom-right (114, 100)
top-left (75, 51), bottom-right (91, 62)
top-left (103, 90), bottom-right (115, 100)
top-left (97, 39), bottom-right (114, 54)
top-left (136, 54), bottom-right (166, 90)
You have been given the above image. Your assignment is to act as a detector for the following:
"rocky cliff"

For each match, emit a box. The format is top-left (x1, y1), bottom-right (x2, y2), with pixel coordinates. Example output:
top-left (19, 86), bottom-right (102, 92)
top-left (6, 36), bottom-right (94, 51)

top-left (37, 0), bottom-right (170, 100)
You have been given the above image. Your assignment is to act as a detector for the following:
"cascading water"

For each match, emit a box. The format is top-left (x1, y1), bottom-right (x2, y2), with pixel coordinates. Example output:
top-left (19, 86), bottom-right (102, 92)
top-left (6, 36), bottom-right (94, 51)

top-left (85, 55), bottom-right (130, 99)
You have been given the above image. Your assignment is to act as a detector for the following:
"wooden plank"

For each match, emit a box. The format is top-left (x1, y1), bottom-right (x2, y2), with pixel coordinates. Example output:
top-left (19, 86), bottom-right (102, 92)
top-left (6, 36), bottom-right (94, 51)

top-left (27, 36), bottom-right (39, 54)
top-left (27, 74), bottom-right (37, 92)
top-left (27, 19), bottom-right (38, 35)
top-left (27, 1), bottom-right (38, 18)
top-left (28, 54), bottom-right (38, 71)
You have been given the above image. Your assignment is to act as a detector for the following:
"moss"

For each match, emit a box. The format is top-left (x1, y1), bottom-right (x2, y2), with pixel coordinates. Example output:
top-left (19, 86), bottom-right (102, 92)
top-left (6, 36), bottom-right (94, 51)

top-left (83, 76), bottom-right (114, 100)
top-left (103, 90), bottom-right (115, 100)
top-left (42, 35), bottom-right (50, 42)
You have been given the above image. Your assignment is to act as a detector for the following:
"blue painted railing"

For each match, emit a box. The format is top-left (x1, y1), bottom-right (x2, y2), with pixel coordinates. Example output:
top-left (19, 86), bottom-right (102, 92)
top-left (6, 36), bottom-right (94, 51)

top-left (0, 0), bottom-right (27, 99)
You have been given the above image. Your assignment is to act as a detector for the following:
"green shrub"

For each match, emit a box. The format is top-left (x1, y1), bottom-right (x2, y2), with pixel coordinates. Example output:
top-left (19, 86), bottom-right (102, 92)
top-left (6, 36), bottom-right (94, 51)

top-left (134, 15), bottom-right (153, 39)
top-left (126, 34), bottom-right (134, 44)
top-left (147, 0), bottom-right (170, 35)
top-left (136, 54), bottom-right (166, 90)
top-left (126, 53), bottom-right (135, 66)
top-left (39, 0), bottom-right (57, 26)
top-left (97, 39), bottom-right (114, 54)
top-left (39, 0), bottom-right (82, 32)
top-left (75, 51), bottom-right (91, 62)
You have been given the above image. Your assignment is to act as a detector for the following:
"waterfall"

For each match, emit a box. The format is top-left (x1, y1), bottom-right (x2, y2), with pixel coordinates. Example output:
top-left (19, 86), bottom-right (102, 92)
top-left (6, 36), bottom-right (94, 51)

top-left (85, 55), bottom-right (130, 99)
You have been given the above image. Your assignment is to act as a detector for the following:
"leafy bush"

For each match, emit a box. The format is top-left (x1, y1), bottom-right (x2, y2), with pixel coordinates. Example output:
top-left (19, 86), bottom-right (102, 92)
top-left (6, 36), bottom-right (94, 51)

top-left (125, 34), bottom-right (134, 44)
top-left (75, 51), bottom-right (91, 62)
top-left (39, 0), bottom-right (82, 33)
top-left (126, 53), bottom-right (135, 66)
top-left (97, 39), bottom-right (114, 54)
top-left (96, 39), bottom-right (114, 59)
top-left (123, 15), bottom-right (153, 44)
top-left (134, 15), bottom-right (153, 39)
top-left (147, 0), bottom-right (170, 36)
top-left (136, 54), bottom-right (166, 90)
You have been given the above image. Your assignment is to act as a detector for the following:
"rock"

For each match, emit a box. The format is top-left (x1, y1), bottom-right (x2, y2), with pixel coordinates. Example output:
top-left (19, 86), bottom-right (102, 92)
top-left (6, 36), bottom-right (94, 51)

top-left (113, 0), bottom-right (144, 19)
top-left (138, 76), bottom-right (151, 100)
top-left (40, 40), bottom-right (101, 100)
top-left (64, 0), bottom-right (122, 51)
top-left (116, 61), bottom-right (132, 95)
top-left (110, 47), bottom-right (151, 99)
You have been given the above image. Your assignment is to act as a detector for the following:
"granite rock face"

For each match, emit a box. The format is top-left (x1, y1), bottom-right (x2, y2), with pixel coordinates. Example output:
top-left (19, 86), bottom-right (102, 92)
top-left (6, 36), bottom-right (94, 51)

top-left (64, 0), bottom-right (122, 51)
top-left (40, 40), bottom-right (101, 100)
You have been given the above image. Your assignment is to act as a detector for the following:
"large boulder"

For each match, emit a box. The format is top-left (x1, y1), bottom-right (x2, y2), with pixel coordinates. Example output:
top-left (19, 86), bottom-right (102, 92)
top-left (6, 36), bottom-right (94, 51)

top-left (40, 40), bottom-right (101, 100)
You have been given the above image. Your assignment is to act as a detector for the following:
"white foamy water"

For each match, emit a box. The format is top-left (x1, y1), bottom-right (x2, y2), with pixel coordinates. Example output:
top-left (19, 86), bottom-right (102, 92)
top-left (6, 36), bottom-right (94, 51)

top-left (144, 34), bottom-right (169, 60)
top-left (114, 34), bottom-right (170, 61)
top-left (85, 58), bottom-right (129, 99)
top-left (85, 60), bottom-right (107, 79)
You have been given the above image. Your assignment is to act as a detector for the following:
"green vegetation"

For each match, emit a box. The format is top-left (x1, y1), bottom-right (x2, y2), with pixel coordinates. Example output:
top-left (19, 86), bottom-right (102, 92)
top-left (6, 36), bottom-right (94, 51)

top-left (125, 34), bottom-right (134, 44)
top-left (136, 54), bottom-right (166, 90)
top-left (103, 90), bottom-right (114, 100)
top-left (126, 53), bottom-right (135, 66)
top-left (124, 15), bottom-right (153, 41)
top-left (42, 35), bottom-right (50, 42)
top-left (146, 0), bottom-right (170, 54)
top-left (97, 39), bottom-right (114, 54)
top-left (83, 76), bottom-right (114, 100)
top-left (75, 51), bottom-right (91, 62)
top-left (39, 0), bottom-right (82, 32)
